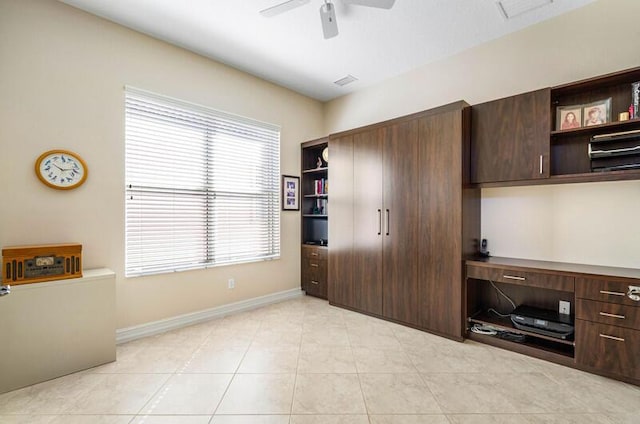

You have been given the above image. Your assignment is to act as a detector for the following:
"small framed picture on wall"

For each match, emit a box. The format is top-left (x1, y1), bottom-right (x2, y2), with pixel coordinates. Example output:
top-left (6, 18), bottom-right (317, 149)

top-left (583, 98), bottom-right (611, 127)
top-left (556, 105), bottom-right (582, 131)
top-left (282, 175), bottom-right (300, 211)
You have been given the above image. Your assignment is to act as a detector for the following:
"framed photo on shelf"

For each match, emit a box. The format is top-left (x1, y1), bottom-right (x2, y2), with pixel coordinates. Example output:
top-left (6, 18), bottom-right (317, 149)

top-left (583, 98), bottom-right (611, 127)
top-left (282, 175), bottom-right (299, 211)
top-left (556, 105), bottom-right (582, 131)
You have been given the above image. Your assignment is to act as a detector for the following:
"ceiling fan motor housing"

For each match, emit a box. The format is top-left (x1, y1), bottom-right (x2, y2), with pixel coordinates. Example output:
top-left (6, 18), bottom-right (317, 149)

top-left (320, 2), bottom-right (339, 39)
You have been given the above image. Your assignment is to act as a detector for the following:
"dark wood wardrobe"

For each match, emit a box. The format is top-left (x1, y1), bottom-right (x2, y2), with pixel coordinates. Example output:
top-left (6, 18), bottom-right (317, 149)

top-left (328, 101), bottom-right (480, 340)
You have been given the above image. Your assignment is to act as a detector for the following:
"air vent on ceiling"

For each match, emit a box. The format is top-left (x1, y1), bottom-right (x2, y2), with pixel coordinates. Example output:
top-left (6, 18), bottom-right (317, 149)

top-left (334, 75), bottom-right (358, 87)
top-left (497, 0), bottom-right (553, 20)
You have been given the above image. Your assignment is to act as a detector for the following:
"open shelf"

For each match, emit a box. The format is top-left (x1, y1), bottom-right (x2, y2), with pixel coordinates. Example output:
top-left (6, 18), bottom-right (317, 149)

top-left (304, 194), bottom-right (328, 198)
top-left (551, 118), bottom-right (640, 137)
top-left (303, 214), bottom-right (328, 218)
top-left (302, 167), bottom-right (328, 174)
top-left (468, 312), bottom-right (574, 361)
top-left (469, 311), bottom-right (574, 346)
top-left (467, 332), bottom-right (575, 367)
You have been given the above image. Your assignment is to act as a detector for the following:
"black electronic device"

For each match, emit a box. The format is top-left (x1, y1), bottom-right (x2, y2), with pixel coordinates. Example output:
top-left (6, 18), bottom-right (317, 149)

top-left (478, 238), bottom-right (490, 258)
top-left (510, 305), bottom-right (574, 340)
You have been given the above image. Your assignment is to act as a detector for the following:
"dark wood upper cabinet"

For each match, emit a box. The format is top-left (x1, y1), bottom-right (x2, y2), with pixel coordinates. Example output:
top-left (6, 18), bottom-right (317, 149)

top-left (471, 88), bottom-right (551, 184)
top-left (471, 67), bottom-right (640, 187)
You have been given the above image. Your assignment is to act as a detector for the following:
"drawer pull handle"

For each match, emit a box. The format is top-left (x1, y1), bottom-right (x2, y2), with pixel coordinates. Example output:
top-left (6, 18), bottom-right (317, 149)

top-left (310, 264), bottom-right (319, 267)
top-left (599, 333), bottom-right (625, 342)
top-left (600, 290), bottom-right (625, 297)
top-left (628, 285), bottom-right (640, 301)
top-left (599, 312), bottom-right (625, 320)
top-left (310, 253), bottom-right (319, 256)
top-left (503, 275), bottom-right (525, 281)
top-left (310, 280), bottom-right (319, 285)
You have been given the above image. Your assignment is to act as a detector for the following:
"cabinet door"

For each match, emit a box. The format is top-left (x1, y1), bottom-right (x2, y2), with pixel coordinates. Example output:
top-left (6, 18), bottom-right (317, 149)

top-left (328, 135), bottom-right (355, 308)
top-left (576, 320), bottom-right (640, 379)
top-left (382, 120), bottom-right (420, 325)
top-left (352, 128), bottom-right (384, 315)
top-left (471, 88), bottom-right (551, 183)
top-left (418, 110), bottom-right (464, 338)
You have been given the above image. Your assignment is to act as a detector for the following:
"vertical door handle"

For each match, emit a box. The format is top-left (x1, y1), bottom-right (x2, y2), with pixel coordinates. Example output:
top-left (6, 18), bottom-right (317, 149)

top-left (377, 209), bottom-right (381, 235)
top-left (539, 155), bottom-right (543, 174)
top-left (385, 209), bottom-right (390, 236)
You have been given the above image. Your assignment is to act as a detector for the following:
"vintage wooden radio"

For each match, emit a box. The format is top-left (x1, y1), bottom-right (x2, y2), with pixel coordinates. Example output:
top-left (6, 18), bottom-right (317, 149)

top-left (2, 243), bottom-right (82, 285)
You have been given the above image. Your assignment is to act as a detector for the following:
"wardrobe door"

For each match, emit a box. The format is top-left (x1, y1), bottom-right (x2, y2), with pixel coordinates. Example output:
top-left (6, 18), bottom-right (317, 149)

top-left (328, 135), bottom-right (355, 308)
top-left (352, 128), bottom-right (384, 315)
top-left (418, 109), bottom-right (464, 338)
top-left (382, 120), bottom-right (420, 325)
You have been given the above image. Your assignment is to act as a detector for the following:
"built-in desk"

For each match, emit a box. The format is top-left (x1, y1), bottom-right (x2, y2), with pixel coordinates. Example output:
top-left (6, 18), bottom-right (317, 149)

top-left (0, 269), bottom-right (116, 394)
top-left (466, 257), bottom-right (640, 385)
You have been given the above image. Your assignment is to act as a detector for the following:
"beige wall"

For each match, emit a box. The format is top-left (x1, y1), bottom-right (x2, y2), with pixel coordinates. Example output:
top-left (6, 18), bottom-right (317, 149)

top-left (0, 0), bottom-right (324, 328)
top-left (3, 0), bottom-right (640, 332)
top-left (324, 0), bottom-right (640, 268)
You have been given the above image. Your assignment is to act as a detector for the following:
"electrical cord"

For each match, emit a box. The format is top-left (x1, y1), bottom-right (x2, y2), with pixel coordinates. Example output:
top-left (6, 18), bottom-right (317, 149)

top-left (487, 308), bottom-right (511, 318)
top-left (470, 324), bottom-right (498, 336)
top-left (470, 324), bottom-right (526, 343)
top-left (489, 280), bottom-right (517, 309)
top-left (487, 279), bottom-right (517, 318)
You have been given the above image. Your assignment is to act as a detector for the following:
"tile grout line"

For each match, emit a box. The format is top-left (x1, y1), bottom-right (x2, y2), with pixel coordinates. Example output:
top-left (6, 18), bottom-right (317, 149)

top-left (210, 316), bottom-right (260, 419)
top-left (288, 303), bottom-right (307, 423)
top-left (132, 322), bottom-right (217, 420)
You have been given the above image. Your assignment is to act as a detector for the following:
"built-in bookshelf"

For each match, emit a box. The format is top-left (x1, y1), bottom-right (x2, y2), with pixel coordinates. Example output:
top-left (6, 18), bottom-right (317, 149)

top-left (300, 137), bottom-right (328, 299)
top-left (300, 138), bottom-right (328, 246)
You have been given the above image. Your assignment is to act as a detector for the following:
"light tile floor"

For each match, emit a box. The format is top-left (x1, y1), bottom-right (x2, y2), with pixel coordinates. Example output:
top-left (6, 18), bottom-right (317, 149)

top-left (1, 296), bottom-right (638, 423)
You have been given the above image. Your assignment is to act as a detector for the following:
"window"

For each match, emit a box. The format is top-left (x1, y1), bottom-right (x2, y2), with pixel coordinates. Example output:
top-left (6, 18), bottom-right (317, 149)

top-left (125, 88), bottom-right (280, 277)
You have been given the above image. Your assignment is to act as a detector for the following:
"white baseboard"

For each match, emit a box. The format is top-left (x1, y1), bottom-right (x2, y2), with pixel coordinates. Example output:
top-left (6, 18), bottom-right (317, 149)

top-left (116, 288), bottom-right (304, 344)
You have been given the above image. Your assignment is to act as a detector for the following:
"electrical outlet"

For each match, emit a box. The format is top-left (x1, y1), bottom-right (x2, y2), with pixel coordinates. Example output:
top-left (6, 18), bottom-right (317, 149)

top-left (559, 300), bottom-right (570, 315)
top-left (228, 278), bottom-right (235, 289)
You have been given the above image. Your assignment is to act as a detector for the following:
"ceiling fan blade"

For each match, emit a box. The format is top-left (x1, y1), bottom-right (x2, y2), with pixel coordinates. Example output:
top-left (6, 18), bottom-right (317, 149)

top-left (320, 2), bottom-right (339, 39)
top-left (260, 0), bottom-right (311, 17)
top-left (343, 0), bottom-right (396, 9)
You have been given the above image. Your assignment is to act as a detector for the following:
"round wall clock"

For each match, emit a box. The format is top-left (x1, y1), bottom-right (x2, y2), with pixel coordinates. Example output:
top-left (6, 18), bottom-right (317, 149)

top-left (35, 149), bottom-right (88, 190)
top-left (322, 146), bottom-right (328, 163)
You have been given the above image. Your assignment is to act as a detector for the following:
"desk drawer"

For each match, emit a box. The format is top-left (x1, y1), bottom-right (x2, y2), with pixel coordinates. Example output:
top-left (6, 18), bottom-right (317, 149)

top-left (302, 258), bottom-right (327, 298)
top-left (576, 319), bottom-right (640, 379)
top-left (304, 259), bottom-right (327, 277)
top-left (467, 265), bottom-right (574, 292)
top-left (576, 298), bottom-right (640, 330)
top-left (302, 246), bottom-right (327, 260)
top-left (576, 277), bottom-right (640, 306)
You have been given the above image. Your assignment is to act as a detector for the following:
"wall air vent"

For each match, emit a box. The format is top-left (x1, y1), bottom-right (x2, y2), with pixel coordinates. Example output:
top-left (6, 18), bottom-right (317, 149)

top-left (497, 0), bottom-right (553, 20)
top-left (334, 75), bottom-right (358, 87)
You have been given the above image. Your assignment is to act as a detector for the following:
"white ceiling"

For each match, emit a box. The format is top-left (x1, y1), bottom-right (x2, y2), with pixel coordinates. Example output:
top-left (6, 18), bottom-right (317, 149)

top-left (59, 0), bottom-right (595, 101)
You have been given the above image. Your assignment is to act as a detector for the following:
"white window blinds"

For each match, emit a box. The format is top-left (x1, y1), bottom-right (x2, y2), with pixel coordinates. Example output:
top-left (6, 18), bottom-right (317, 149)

top-left (125, 87), bottom-right (280, 277)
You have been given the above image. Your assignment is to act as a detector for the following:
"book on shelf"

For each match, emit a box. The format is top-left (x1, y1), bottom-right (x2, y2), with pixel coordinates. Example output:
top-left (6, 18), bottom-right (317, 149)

top-left (314, 178), bottom-right (328, 195)
top-left (311, 198), bottom-right (328, 215)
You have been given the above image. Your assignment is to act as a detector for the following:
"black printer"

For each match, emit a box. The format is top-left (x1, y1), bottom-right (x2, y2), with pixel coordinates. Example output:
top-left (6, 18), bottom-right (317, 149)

top-left (510, 305), bottom-right (574, 340)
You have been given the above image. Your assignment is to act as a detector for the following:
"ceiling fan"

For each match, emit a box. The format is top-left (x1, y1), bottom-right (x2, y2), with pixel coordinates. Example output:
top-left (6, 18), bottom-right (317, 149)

top-left (260, 0), bottom-right (396, 39)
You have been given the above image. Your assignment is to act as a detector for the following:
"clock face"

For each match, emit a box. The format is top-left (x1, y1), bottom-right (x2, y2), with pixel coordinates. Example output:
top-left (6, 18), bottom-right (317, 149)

top-left (35, 150), bottom-right (88, 190)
